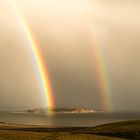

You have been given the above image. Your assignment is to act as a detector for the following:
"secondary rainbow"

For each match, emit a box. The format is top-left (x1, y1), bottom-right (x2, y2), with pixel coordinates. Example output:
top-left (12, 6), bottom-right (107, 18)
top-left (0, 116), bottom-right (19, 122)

top-left (85, 18), bottom-right (112, 111)
top-left (12, 0), bottom-right (54, 113)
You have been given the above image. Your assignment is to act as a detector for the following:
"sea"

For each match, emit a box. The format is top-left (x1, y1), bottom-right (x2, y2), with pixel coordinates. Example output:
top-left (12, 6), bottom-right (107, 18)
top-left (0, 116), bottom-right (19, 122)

top-left (0, 111), bottom-right (140, 127)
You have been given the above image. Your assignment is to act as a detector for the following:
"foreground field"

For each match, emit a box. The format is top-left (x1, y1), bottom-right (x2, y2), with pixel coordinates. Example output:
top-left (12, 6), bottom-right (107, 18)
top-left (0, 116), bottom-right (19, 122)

top-left (0, 130), bottom-right (125, 140)
top-left (0, 120), bottom-right (139, 140)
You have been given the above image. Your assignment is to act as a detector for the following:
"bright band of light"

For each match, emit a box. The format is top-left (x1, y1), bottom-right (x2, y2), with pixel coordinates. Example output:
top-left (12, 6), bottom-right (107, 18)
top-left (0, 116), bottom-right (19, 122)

top-left (12, 0), bottom-right (54, 113)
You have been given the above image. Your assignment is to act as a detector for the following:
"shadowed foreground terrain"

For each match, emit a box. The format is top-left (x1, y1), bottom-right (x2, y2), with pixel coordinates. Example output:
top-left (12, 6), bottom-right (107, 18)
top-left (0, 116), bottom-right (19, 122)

top-left (0, 120), bottom-right (139, 140)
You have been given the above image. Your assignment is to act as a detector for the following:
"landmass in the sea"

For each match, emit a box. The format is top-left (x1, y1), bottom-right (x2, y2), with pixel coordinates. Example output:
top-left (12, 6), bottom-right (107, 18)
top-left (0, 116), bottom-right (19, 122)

top-left (26, 107), bottom-right (100, 114)
top-left (0, 107), bottom-right (103, 114)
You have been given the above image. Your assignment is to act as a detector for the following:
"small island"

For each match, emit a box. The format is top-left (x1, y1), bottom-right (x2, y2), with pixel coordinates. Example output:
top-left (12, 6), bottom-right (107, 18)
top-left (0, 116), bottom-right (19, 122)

top-left (26, 107), bottom-right (99, 114)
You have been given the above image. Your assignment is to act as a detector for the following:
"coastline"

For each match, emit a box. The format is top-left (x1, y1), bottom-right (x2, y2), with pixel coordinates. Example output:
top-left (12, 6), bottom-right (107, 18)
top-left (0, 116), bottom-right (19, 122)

top-left (0, 120), bottom-right (139, 139)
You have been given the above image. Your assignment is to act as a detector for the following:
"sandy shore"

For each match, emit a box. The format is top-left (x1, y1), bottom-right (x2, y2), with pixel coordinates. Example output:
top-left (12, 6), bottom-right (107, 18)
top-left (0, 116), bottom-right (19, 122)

top-left (0, 120), bottom-right (139, 140)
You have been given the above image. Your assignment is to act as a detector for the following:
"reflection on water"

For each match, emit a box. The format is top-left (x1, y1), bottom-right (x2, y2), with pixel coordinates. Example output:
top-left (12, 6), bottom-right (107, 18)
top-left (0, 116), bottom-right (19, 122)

top-left (0, 112), bottom-right (140, 127)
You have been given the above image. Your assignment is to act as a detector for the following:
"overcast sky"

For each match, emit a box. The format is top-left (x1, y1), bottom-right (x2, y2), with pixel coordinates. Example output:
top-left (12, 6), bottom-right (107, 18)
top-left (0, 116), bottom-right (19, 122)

top-left (0, 0), bottom-right (140, 112)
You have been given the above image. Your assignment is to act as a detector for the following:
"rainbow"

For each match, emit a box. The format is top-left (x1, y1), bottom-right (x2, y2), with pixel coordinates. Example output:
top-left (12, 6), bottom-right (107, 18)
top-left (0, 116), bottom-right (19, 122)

top-left (12, 1), bottom-right (54, 113)
top-left (11, 0), bottom-right (111, 112)
top-left (85, 18), bottom-right (112, 111)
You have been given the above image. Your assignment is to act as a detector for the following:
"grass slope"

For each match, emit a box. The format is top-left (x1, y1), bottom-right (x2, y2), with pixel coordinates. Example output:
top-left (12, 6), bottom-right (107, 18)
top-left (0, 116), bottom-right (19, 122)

top-left (0, 120), bottom-right (140, 139)
top-left (0, 130), bottom-right (125, 140)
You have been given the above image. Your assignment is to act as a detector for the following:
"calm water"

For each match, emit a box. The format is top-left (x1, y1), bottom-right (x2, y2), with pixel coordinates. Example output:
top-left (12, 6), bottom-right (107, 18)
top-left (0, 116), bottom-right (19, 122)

top-left (0, 112), bottom-right (140, 127)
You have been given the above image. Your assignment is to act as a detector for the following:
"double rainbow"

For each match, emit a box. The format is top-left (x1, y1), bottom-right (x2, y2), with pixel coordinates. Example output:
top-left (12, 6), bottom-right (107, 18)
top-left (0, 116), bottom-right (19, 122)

top-left (12, 0), bottom-right (112, 112)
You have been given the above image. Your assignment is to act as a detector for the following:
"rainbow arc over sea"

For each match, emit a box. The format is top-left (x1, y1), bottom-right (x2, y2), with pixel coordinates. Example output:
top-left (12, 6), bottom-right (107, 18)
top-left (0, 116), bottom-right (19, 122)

top-left (12, 0), bottom-right (54, 114)
top-left (85, 16), bottom-right (112, 111)
top-left (11, 0), bottom-right (112, 112)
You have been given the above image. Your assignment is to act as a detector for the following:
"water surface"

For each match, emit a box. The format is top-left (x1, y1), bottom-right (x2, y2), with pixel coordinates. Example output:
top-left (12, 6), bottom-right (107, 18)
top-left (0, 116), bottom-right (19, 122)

top-left (0, 112), bottom-right (140, 127)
